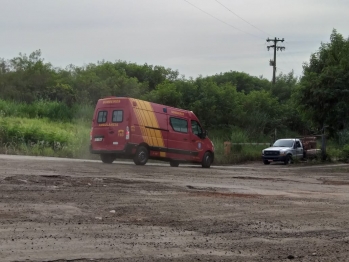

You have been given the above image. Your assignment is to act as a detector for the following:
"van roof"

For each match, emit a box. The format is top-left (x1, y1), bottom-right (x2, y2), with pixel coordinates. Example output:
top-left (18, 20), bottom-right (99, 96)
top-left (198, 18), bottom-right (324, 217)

top-left (97, 97), bottom-right (196, 117)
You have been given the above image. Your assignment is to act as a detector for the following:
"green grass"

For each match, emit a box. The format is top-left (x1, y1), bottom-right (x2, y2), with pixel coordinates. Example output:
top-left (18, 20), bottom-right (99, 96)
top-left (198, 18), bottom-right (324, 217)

top-left (211, 136), bottom-right (266, 164)
top-left (0, 99), bottom-right (94, 122)
top-left (0, 99), bottom-right (346, 164)
top-left (0, 117), bottom-right (92, 158)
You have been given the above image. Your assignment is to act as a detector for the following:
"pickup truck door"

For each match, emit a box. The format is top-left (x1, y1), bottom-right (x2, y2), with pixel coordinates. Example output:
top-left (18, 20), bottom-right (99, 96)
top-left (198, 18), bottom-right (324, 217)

top-left (295, 141), bottom-right (303, 158)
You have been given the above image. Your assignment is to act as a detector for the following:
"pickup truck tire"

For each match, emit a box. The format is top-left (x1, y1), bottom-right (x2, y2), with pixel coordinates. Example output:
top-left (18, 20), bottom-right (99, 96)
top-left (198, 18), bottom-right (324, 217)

top-left (263, 160), bottom-right (270, 165)
top-left (284, 154), bottom-right (292, 165)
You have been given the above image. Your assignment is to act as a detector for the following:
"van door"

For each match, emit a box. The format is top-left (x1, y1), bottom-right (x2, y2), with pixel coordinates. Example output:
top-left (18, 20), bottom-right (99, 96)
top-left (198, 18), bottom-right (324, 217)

top-left (91, 106), bottom-right (129, 152)
top-left (190, 120), bottom-right (204, 161)
top-left (167, 117), bottom-right (191, 160)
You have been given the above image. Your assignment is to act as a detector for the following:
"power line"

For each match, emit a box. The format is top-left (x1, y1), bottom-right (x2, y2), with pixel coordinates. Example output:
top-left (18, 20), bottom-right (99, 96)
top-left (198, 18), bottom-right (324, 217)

top-left (183, 0), bottom-right (263, 39)
top-left (214, 0), bottom-right (271, 37)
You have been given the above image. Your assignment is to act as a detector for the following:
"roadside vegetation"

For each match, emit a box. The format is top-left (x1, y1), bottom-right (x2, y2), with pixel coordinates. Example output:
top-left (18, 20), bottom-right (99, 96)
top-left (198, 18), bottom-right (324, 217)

top-left (0, 29), bottom-right (348, 164)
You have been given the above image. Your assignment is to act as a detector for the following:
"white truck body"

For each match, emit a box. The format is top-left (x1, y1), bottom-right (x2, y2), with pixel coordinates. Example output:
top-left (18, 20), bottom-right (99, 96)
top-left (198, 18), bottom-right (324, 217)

top-left (262, 138), bottom-right (320, 165)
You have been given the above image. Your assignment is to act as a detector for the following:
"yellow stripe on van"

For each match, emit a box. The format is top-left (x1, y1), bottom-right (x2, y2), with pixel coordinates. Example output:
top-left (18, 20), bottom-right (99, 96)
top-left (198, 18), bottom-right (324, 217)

top-left (131, 99), bottom-right (150, 145)
top-left (138, 103), bottom-right (158, 147)
top-left (143, 101), bottom-right (165, 148)
top-left (132, 99), bottom-right (165, 148)
top-left (141, 102), bottom-right (158, 147)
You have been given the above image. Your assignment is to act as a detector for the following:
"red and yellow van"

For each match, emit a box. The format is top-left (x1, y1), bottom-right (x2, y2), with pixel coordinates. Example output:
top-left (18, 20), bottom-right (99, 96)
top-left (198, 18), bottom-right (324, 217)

top-left (89, 97), bottom-right (214, 168)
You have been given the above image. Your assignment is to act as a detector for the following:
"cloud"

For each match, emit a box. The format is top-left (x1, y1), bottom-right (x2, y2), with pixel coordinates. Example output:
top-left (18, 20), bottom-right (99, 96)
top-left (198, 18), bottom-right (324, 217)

top-left (1, 0), bottom-right (348, 80)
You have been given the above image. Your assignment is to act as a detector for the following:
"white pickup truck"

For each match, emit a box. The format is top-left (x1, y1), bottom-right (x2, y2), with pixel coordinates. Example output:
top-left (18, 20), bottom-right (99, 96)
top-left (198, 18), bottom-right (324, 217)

top-left (262, 138), bottom-right (320, 165)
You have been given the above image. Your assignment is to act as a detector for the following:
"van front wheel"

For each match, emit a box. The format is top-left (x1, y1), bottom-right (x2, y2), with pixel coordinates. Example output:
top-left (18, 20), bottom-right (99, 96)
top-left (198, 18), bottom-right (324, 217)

top-left (133, 146), bottom-right (149, 165)
top-left (100, 154), bottom-right (116, 164)
top-left (202, 152), bottom-right (213, 168)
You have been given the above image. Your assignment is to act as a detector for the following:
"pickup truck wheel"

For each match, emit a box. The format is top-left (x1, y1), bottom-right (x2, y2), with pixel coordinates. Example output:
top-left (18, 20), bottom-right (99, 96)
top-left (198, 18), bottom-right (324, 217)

top-left (133, 146), bottom-right (149, 166)
top-left (284, 155), bottom-right (292, 165)
top-left (263, 160), bottom-right (270, 165)
top-left (170, 161), bottom-right (179, 167)
top-left (100, 154), bottom-right (116, 164)
top-left (202, 152), bottom-right (213, 168)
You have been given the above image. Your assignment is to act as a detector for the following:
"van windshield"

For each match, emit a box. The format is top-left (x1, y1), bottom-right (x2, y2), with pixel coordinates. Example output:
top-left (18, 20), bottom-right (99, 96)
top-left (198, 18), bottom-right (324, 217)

top-left (273, 140), bottom-right (294, 147)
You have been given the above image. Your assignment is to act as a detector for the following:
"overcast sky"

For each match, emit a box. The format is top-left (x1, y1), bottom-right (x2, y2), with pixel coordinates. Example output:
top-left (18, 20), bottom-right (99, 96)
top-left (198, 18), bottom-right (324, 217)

top-left (1, 0), bottom-right (348, 80)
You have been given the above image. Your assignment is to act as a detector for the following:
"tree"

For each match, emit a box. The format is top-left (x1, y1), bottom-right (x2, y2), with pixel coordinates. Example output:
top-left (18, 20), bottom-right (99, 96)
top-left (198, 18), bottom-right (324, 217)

top-left (271, 71), bottom-right (298, 103)
top-left (295, 29), bottom-right (349, 136)
top-left (206, 71), bottom-right (271, 94)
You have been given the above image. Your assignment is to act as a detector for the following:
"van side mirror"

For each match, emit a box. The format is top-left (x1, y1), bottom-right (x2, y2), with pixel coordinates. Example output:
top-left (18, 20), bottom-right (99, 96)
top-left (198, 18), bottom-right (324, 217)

top-left (201, 130), bottom-right (207, 139)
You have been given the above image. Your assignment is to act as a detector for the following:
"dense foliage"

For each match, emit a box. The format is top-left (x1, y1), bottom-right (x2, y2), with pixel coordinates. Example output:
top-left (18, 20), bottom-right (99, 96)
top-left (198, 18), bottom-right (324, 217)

top-left (0, 51), bottom-right (302, 141)
top-left (295, 29), bottom-right (349, 138)
top-left (0, 29), bottom-right (348, 144)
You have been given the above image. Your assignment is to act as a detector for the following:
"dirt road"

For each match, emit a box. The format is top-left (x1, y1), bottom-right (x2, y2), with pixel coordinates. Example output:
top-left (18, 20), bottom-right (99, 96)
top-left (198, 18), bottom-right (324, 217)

top-left (1, 155), bottom-right (349, 262)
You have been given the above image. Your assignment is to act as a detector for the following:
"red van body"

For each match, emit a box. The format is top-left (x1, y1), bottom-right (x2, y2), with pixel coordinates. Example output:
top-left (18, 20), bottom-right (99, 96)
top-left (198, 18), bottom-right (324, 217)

top-left (89, 97), bottom-right (214, 168)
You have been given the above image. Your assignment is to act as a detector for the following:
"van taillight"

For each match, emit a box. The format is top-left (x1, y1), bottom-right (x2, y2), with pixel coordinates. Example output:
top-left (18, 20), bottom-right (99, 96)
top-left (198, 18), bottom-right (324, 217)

top-left (90, 128), bottom-right (93, 141)
top-left (126, 126), bottom-right (130, 140)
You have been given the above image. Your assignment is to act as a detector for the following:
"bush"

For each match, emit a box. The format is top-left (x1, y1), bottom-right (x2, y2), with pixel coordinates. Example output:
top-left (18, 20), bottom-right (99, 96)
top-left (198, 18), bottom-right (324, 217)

top-left (0, 99), bottom-right (94, 122)
top-left (0, 117), bottom-right (92, 158)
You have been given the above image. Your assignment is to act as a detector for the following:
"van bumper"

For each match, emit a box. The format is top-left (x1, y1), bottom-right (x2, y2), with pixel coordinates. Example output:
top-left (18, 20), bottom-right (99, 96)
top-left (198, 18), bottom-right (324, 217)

top-left (89, 143), bottom-right (136, 155)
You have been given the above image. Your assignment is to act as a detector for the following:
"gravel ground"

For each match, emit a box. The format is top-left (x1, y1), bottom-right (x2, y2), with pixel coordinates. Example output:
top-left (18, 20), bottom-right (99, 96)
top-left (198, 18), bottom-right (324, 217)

top-left (1, 155), bottom-right (349, 262)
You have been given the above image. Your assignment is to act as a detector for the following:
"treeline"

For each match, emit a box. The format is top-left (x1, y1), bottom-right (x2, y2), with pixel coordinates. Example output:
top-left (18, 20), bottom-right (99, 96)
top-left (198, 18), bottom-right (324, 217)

top-left (1, 29), bottom-right (348, 142)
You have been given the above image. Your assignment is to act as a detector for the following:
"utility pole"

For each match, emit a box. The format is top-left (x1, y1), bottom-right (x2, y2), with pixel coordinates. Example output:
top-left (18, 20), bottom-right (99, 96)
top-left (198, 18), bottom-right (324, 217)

top-left (267, 37), bottom-right (285, 85)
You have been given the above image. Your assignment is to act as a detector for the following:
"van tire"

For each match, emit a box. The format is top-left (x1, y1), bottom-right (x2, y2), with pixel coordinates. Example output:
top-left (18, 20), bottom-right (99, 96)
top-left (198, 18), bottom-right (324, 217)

top-left (100, 154), bottom-right (116, 164)
top-left (170, 161), bottom-right (179, 167)
top-left (133, 146), bottom-right (149, 165)
top-left (202, 152), bottom-right (212, 168)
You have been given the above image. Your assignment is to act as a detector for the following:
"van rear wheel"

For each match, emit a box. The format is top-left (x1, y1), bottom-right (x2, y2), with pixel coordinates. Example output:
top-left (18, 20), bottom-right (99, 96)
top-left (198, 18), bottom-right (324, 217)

top-left (100, 154), bottom-right (116, 164)
top-left (170, 161), bottom-right (179, 167)
top-left (202, 152), bottom-right (213, 168)
top-left (133, 146), bottom-right (149, 165)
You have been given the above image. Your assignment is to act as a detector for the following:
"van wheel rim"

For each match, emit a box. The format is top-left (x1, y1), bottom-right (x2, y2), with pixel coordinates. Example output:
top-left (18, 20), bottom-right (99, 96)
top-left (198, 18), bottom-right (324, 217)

top-left (139, 152), bottom-right (146, 161)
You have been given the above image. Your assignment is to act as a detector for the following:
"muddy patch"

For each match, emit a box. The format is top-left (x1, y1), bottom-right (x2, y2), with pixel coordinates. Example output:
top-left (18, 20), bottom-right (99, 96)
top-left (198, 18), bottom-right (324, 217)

top-left (232, 176), bottom-right (294, 182)
top-left (189, 191), bottom-right (259, 198)
top-left (2, 175), bottom-right (150, 187)
top-left (321, 180), bottom-right (349, 186)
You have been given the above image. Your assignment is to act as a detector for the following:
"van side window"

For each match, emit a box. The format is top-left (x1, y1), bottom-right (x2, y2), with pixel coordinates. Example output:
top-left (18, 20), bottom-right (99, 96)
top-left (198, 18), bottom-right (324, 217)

top-left (112, 110), bottom-right (123, 123)
top-left (97, 111), bottom-right (107, 123)
top-left (191, 120), bottom-right (202, 137)
top-left (170, 117), bottom-right (188, 133)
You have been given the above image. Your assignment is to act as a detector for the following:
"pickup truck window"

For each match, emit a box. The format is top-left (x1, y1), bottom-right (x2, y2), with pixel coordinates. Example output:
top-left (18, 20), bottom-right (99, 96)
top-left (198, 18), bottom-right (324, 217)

top-left (273, 140), bottom-right (294, 147)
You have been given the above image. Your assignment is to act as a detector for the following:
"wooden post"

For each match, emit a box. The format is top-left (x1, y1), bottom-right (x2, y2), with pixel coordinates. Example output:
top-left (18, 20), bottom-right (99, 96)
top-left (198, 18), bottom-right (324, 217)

top-left (224, 141), bottom-right (231, 155)
top-left (321, 124), bottom-right (327, 161)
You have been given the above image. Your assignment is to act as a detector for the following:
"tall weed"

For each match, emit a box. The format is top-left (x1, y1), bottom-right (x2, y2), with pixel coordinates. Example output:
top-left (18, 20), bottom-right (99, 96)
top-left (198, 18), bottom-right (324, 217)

top-left (0, 99), bottom-right (94, 122)
top-left (0, 117), bottom-right (93, 158)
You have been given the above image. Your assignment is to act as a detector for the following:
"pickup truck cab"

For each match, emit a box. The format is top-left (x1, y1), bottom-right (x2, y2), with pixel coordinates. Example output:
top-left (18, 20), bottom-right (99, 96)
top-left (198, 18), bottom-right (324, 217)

top-left (262, 139), bottom-right (304, 165)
